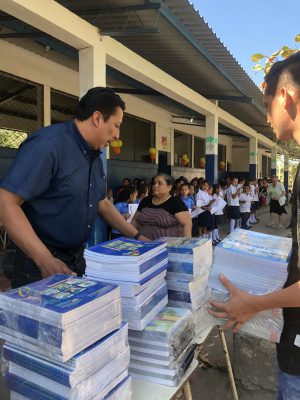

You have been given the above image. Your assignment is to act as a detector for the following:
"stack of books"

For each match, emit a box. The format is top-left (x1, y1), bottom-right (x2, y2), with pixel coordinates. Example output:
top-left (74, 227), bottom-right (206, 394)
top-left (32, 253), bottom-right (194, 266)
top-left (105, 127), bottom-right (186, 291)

top-left (208, 229), bottom-right (292, 342)
top-left (85, 237), bottom-right (169, 330)
top-left (128, 306), bottom-right (196, 386)
top-left (161, 237), bottom-right (213, 335)
top-left (0, 275), bottom-right (132, 399)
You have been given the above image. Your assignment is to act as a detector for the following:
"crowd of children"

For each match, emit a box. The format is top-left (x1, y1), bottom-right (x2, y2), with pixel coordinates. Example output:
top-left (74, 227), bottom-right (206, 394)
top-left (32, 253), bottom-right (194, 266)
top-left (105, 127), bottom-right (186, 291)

top-left (108, 174), bottom-right (285, 244)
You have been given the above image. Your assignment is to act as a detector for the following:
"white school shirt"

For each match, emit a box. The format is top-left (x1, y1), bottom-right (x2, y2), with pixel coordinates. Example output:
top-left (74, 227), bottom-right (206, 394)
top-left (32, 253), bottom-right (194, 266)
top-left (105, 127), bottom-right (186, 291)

top-left (227, 185), bottom-right (240, 206)
top-left (213, 193), bottom-right (224, 215)
top-left (196, 190), bottom-right (210, 206)
top-left (250, 184), bottom-right (259, 202)
top-left (239, 193), bottom-right (253, 213)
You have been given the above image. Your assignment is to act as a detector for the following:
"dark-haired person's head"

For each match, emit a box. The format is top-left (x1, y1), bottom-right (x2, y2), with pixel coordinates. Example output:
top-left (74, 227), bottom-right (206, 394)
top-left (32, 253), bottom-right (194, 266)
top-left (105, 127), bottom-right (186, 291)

top-left (115, 184), bottom-right (137, 204)
top-left (264, 52), bottom-right (300, 142)
top-left (137, 183), bottom-right (148, 201)
top-left (123, 178), bottom-right (131, 186)
top-left (74, 87), bottom-right (125, 150)
top-left (152, 174), bottom-right (174, 197)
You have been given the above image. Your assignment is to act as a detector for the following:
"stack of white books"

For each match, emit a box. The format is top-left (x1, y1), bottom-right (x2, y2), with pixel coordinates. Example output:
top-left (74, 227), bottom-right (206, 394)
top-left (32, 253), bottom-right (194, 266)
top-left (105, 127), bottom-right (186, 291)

top-left (128, 306), bottom-right (196, 386)
top-left (85, 237), bottom-right (169, 330)
top-left (0, 275), bottom-right (132, 399)
top-left (208, 229), bottom-right (292, 342)
top-left (160, 237), bottom-right (213, 335)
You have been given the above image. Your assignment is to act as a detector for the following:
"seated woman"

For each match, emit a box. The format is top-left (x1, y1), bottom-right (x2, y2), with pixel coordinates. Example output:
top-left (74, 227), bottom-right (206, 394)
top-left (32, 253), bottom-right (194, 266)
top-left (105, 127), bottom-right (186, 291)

top-left (131, 174), bottom-right (192, 240)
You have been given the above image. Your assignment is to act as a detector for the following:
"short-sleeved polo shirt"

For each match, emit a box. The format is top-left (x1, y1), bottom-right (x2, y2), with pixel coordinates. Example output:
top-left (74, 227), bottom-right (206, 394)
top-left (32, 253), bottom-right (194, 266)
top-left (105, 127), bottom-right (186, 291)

top-left (1, 120), bottom-right (106, 249)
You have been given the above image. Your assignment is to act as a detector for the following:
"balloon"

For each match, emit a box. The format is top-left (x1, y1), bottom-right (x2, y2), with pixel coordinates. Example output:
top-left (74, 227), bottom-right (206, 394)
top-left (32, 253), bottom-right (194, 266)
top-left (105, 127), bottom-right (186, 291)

top-left (116, 139), bottom-right (123, 147)
top-left (199, 157), bottom-right (206, 168)
top-left (182, 154), bottom-right (188, 161)
top-left (110, 140), bottom-right (118, 148)
top-left (112, 147), bottom-right (121, 154)
top-left (149, 147), bottom-right (157, 155)
top-left (219, 160), bottom-right (226, 170)
top-left (149, 153), bottom-right (156, 160)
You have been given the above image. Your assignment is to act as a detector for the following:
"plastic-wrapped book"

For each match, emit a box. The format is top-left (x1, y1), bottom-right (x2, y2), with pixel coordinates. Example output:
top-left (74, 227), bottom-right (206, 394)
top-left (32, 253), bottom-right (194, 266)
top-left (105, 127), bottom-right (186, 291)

top-left (167, 273), bottom-right (209, 311)
top-left (0, 275), bottom-right (121, 362)
top-left (208, 229), bottom-right (292, 342)
top-left (209, 229), bottom-right (291, 294)
top-left (128, 307), bottom-right (195, 386)
top-left (160, 237), bottom-right (212, 279)
top-left (85, 238), bottom-right (168, 331)
top-left (85, 237), bottom-right (168, 283)
top-left (4, 332), bottom-right (130, 400)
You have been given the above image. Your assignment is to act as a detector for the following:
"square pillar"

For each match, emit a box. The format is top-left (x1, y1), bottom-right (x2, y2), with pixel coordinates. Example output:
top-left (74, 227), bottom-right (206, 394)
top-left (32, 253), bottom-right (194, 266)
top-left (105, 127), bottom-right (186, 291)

top-left (284, 151), bottom-right (289, 194)
top-left (249, 137), bottom-right (258, 179)
top-left (79, 44), bottom-right (107, 245)
top-left (271, 147), bottom-right (277, 177)
top-left (43, 85), bottom-right (51, 127)
top-left (205, 114), bottom-right (218, 184)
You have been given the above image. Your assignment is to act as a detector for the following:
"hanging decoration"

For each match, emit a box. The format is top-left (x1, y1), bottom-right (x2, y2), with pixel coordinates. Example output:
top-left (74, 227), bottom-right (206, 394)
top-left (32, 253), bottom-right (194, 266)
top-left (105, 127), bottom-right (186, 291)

top-left (181, 154), bottom-right (189, 167)
top-left (199, 157), bottom-right (206, 169)
top-left (149, 147), bottom-right (157, 161)
top-left (219, 160), bottom-right (226, 171)
top-left (111, 139), bottom-right (123, 154)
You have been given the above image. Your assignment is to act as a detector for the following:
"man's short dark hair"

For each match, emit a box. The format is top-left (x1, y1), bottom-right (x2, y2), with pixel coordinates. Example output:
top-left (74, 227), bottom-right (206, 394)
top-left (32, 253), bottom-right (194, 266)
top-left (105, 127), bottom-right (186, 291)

top-left (75, 87), bottom-right (125, 121)
top-left (264, 52), bottom-right (300, 96)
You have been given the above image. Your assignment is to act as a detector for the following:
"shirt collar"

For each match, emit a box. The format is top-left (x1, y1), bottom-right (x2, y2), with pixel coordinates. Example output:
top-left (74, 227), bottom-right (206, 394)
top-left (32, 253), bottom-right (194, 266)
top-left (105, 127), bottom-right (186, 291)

top-left (67, 119), bottom-right (101, 160)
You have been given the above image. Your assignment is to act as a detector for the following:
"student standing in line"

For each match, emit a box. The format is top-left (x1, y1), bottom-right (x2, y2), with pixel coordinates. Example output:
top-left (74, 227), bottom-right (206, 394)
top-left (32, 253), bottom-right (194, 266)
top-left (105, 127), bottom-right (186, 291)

top-left (226, 177), bottom-right (241, 233)
top-left (239, 184), bottom-right (253, 230)
top-left (196, 180), bottom-right (215, 238)
top-left (249, 177), bottom-right (260, 224)
top-left (179, 183), bottom-right (195, 211)
top-left (212, 183), bottom-right (225, 243)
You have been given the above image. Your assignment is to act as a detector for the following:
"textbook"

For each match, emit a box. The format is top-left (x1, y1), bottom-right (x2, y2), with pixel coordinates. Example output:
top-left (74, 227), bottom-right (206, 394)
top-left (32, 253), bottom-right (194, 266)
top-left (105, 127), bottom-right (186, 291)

top-left (6, 347), bottom-right (129, 400)
top-left (160, 237), bottom-right (212, 278)
top-left (128, 307), bottom-right (195, 386)
top-left (3, 324), bottom-right (128, 388)
top-left (209, 229), bottom-right (291, 294)
top-left (0, 275), bottom-right (121, 361)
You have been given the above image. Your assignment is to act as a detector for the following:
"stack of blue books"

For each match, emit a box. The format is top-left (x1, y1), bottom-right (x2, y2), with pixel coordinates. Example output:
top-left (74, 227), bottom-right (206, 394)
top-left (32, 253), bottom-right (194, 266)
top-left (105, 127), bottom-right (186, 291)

top-left (85, 238), bottom-right (169, 330)
top-left (160, 238), bottom-right (213, 334)
top-left (0, 275), bottom-right (132, 399)
top-left (208, 229), bottom-right (292, 342)
top-left (128, 307), bottom-right (195, 386)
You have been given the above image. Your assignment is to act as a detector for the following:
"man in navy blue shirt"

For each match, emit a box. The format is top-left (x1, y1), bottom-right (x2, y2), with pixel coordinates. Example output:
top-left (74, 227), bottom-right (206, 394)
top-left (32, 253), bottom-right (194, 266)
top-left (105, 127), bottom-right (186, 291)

top-left (0, 87), bottom-right (147, 288)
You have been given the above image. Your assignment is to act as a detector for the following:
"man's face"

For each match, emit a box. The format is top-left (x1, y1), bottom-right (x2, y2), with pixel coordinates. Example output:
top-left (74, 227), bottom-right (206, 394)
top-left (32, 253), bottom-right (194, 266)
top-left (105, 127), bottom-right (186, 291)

top-left (93, 107), bottom-right (123, 149)
top-left (263, 92), bottom-right (292, 142)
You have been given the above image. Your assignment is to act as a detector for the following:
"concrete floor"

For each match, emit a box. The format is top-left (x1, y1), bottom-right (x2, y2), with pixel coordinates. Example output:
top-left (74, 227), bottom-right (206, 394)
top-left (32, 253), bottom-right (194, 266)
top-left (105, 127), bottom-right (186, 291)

top-left (0, 204), bottom-right (292, 400)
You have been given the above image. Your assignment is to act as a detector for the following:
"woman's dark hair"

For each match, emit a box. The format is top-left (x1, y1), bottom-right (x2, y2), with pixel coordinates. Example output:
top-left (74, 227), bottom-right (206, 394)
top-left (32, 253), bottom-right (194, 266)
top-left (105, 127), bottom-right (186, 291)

top-left (264, 51), bottom-right (300, 96)
top-left (115, 185), bottom-right (137, 204)
top-left (200, 179), bottom-right (209, 187)
top-left (75, 87), bottom-right (125, 121)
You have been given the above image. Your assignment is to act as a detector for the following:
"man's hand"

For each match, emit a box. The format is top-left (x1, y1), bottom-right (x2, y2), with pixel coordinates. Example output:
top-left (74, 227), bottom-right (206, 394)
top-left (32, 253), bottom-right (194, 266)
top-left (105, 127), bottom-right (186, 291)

top-left (208, 274), bottom-right (259, 332)
top-left (138, 235), bottom-right (151, 242)
top-left (39, 255), bottom-right (76, 278)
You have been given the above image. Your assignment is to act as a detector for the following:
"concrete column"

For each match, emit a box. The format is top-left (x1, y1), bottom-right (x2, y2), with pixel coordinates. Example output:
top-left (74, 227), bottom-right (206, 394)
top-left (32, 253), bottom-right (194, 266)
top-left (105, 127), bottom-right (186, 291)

top-left (205, 114), bottom-right (218, 184)
top-left (271, 147), bottom-right (277, 177)
top-left (79, 45), bottom-right (107, 245)
top-left (249, 137), bottom-right (258, 179)
top-left (43, 85), bottom-right (51, 127)
top-left (284, 151), bottom-right (289, 194)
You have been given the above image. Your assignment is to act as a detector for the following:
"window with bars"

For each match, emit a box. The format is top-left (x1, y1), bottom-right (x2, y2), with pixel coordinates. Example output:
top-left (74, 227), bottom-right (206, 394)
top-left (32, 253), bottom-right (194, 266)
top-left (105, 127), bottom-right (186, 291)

top-left (262, 155), bottom-right (268, 178)
top-left (110, 114), bottom-right (155, 162)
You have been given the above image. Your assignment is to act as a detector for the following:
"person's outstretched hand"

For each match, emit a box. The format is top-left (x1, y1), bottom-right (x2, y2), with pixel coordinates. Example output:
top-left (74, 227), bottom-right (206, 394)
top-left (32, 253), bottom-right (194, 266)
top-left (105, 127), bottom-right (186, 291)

top-left (208, 274), bottom-right (259, 332)
top-left (39, 255), bottom-right (76, 278)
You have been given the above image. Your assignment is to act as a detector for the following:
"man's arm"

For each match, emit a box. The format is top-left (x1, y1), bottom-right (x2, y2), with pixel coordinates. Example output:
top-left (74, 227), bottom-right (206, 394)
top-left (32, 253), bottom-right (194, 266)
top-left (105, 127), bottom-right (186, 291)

top-left (0, 188), bottom-right (75, 277)
top-left (208, 274), bottom-right (300, 332)
top-left (99, 198), bottom-right (149, 241)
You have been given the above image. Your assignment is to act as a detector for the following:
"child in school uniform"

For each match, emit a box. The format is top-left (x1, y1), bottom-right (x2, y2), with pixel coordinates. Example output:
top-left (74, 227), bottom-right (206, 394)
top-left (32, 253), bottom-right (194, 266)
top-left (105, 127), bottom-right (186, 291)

top-left (227, 177), bottom-right (241, 233)
top-left (196, 180), bottom-right (215, 238)
top-left (249, 177), bottom-right (259, 224)
top-left (180, 183), bottom-right (195, 211)
top-left (212, 184), bottom-right (225, 244)
top-left (111, 185), bottom-right (138, 239)
top-left (239, 184), bottom-right (253, 229)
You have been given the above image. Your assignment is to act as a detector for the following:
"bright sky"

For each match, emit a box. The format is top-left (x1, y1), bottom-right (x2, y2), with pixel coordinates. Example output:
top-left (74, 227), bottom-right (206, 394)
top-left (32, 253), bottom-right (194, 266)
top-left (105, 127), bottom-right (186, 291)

top-left (192, 0), bottom-right (300, 86)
